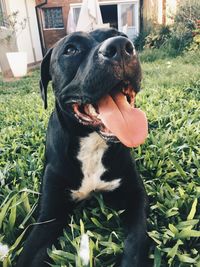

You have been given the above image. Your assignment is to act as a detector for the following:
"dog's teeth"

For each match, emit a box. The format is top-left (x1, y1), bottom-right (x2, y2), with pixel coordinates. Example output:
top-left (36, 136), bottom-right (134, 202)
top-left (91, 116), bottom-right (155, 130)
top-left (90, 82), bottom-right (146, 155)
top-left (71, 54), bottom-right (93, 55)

top-left (83, 116), bottom-right (92, 122)
top-left (88, 104), bottom-right (98, 116)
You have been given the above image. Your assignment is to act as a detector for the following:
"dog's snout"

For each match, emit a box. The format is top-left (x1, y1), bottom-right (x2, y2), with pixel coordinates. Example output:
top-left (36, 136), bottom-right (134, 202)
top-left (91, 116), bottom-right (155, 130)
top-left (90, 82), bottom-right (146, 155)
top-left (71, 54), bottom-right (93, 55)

top-left (99, 36), bottom-right (135, 60)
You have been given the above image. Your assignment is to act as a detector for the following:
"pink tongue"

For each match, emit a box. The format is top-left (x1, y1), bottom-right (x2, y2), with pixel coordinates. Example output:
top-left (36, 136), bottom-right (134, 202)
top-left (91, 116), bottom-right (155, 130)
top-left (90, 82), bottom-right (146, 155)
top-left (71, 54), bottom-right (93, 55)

top-left (97, 92), bottom-right (148, 147)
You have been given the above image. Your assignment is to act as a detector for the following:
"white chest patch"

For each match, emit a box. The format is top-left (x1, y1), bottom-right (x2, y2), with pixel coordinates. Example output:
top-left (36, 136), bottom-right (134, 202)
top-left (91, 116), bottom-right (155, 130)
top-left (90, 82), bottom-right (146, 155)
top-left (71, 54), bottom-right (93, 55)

top-left (71, 132), bottom-right (121, 201)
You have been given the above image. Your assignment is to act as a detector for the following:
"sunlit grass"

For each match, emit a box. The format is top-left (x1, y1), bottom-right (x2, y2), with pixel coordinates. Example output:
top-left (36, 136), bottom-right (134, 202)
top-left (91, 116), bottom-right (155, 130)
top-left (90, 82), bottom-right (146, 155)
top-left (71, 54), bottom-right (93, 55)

top-left (0, 50), bottom-right (200, 267)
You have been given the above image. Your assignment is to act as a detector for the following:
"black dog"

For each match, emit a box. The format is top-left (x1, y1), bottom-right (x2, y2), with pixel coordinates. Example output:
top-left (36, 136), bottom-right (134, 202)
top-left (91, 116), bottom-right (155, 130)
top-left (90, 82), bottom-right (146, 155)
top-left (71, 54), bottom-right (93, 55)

top-left (17, 28), bottom-right (149, 267)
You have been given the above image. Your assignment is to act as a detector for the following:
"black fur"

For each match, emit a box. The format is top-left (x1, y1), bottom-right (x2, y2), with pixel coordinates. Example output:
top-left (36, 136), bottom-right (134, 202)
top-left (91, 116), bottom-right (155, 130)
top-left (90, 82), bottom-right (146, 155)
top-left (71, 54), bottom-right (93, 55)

top-left (17, 28), bottom-right (149, 267)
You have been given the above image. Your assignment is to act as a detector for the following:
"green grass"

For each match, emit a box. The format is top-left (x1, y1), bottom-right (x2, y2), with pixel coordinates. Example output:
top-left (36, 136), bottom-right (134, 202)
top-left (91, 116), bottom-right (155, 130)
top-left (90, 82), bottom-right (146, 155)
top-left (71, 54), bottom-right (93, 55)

top-left (0, 50), bottom-right (200, 267)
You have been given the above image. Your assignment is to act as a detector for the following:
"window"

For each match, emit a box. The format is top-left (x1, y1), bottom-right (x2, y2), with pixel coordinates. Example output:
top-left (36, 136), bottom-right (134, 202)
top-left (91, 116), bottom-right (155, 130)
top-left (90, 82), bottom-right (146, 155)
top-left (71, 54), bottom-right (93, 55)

top-left (118, 3), bottom-right (139, 40)
top-left (100, 5), bottom-right (118, 29)
top-left (73, 7), bottom-right (81, 26)
top-left (0, 0), bottom-right (6, 27)
top-left (42, 7), bottom-right (64, 29)
top-left (120, 4), bottom-right (136, 28)
top-left (70, 1), bottom-right (139, 39)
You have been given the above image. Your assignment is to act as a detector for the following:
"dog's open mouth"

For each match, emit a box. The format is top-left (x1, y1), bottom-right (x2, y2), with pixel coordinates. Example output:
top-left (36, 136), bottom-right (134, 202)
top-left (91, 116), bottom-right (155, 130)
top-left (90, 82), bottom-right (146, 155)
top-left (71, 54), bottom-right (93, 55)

top-left (72, 83), bottom-right (148, 147)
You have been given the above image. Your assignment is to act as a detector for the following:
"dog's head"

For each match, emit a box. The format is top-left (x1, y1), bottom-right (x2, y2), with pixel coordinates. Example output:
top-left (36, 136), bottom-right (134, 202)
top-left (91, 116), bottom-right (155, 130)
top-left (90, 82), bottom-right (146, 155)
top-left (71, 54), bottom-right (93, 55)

top-left (40, 28), bottom-right (148, 147)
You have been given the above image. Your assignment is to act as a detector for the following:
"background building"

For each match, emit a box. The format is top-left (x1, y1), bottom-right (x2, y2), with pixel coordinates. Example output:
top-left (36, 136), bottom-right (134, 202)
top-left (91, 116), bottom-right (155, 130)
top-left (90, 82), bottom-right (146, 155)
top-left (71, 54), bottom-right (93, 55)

top-left (0, 0), bottom-right (178, 77)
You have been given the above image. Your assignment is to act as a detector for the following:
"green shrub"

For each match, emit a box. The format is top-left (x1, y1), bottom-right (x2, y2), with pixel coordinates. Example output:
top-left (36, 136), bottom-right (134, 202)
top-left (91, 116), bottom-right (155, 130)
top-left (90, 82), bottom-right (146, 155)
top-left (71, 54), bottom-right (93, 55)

top-left (174, 0), bottom-right (200, 28)
top-left (137, 0), bottom-right (200, 57)
top-left (144, 26), bottom-right (171, 49)
top-left (188, 20), bottom-right (200, 51)
top-left (134, 30), bottom-right (150, 51)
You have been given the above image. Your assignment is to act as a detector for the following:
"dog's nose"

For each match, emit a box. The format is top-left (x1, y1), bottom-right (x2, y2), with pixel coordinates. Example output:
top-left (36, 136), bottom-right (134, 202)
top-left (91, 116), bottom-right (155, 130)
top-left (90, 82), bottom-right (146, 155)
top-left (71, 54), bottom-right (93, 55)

top-left (99, 36), bottom-right (135, 60)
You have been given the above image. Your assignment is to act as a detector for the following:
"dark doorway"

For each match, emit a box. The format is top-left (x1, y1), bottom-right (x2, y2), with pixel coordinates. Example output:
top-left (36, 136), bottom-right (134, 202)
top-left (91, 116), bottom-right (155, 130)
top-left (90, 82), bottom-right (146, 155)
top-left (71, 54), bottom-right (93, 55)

top-left (100, 5), bottom-right (118, 29)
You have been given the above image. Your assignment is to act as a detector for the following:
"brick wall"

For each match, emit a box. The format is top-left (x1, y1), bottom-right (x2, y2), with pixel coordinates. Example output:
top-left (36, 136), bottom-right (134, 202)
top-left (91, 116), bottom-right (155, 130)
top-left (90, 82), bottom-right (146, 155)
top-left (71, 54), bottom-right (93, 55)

top-left (36, 0), bottom-right (142, 52)
top-left (36, 0), bottom-right (120, 52)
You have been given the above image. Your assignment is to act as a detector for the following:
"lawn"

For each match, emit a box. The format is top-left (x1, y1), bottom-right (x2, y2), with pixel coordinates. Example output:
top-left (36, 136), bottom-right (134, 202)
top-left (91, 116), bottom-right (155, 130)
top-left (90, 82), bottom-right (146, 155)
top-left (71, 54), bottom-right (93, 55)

top-left (0, 50), bottom-right (200, 267)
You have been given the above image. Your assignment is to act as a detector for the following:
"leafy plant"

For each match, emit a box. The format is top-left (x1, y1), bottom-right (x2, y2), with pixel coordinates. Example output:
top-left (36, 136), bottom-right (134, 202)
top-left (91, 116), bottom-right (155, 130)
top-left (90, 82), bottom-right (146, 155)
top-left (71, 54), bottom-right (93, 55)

top-left (144, 26), bottom-right (171, 49)
top-left (188, 20), bottom-right (200, 51)
top-left (137, 0), bottom-right (200, 57)
top-left (134, 30), bottom-right (150, 51)
top-left (0, 11), bottom-right (27, 43)
top-left (174, 0), bottom-right (200, 29)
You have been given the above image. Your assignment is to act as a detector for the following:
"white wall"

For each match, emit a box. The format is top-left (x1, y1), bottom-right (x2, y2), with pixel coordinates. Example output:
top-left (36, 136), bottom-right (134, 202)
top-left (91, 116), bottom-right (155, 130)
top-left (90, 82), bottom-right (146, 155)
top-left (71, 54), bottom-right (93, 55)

top-left (157, 0), bottom-right (163, 24)
top-left (26, 0), bottom-right (43, 62)
top-left (6, 0), bottom-right (42, 64)
top-left (166, 0), bottom-right (177, 24)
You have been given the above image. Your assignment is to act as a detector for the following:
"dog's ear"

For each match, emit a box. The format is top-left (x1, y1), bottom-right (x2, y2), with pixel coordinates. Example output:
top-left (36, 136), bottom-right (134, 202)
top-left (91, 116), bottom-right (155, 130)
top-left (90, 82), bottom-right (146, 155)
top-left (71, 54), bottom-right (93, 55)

top-left (40, 48), bottom-right (53, 109)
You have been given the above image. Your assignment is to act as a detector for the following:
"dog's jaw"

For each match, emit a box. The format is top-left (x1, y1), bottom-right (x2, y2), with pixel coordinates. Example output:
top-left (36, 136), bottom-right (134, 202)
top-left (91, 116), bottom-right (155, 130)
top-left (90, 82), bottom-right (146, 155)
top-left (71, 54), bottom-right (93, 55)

top-left (68, 82), bottom-right (137, 142)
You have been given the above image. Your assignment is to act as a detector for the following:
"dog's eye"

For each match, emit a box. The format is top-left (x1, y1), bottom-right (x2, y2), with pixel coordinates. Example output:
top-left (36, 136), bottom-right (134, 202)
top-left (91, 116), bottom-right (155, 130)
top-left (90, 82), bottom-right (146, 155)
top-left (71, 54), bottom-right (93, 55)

top-left (64, 45), bottom-right (79, 56)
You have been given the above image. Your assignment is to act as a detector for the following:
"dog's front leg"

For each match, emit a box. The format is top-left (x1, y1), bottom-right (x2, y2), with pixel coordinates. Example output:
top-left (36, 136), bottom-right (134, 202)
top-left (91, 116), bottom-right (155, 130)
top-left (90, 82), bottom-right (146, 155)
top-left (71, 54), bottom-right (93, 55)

top-left (105, 170), bottom-right (148, 267)
top-left (17, 165), bottom-right (71, 267)
top-left (120, 209), bottom-right (147, 267)
top-left (120, 179), bottom-right (148, 267)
